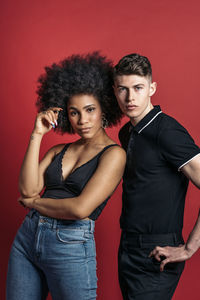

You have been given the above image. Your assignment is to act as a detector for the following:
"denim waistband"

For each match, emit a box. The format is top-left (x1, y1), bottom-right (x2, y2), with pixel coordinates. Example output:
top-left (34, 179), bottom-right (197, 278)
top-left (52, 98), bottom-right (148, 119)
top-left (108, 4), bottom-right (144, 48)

top-left (27, 209), bottom-right (95, 232)
top-left (122, 231), bottom-right (183, 247)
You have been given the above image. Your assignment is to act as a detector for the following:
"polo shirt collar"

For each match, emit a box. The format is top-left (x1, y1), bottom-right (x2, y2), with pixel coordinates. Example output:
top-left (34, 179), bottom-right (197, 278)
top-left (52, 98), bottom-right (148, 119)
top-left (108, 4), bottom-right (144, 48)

top-left (131, 105), bottom-right (162, 134)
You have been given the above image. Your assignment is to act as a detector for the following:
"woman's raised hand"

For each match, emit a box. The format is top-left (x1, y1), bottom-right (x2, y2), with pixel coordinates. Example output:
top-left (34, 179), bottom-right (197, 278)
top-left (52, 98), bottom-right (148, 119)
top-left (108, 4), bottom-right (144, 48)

top-left (33, 107), bottom-right (63, 135)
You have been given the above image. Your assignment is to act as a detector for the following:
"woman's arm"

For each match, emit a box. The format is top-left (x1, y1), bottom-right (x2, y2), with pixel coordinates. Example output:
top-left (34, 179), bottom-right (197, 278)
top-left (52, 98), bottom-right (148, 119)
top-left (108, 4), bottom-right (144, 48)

top-left (20, 146), bottom-right (126, 219)
top-left (19, 108), bottom-right (62, 197)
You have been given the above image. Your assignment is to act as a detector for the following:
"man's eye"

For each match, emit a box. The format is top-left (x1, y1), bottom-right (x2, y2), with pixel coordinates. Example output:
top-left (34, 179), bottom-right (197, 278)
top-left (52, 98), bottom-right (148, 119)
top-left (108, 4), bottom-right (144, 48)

top-left (118, 87), bottom-right (126, 92)
top-left (135, 86), bottom-right (142, 91)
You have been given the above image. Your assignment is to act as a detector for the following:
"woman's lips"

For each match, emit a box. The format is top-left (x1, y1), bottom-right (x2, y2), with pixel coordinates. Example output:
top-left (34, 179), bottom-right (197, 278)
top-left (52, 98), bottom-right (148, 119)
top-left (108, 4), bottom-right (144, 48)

top-left (79, 127), bottom-right (91, 133)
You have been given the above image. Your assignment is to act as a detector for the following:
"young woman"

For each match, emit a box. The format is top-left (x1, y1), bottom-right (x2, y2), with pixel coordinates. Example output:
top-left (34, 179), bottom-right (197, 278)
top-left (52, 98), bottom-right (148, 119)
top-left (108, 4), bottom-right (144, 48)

top-left (6, 52), bottom-right (126, 300)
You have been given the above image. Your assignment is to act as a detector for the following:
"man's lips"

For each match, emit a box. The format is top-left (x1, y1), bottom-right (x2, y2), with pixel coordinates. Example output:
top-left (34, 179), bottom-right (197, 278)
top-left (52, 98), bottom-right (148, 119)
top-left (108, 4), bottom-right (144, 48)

top-left (126, 105), bottom-right (138, 110)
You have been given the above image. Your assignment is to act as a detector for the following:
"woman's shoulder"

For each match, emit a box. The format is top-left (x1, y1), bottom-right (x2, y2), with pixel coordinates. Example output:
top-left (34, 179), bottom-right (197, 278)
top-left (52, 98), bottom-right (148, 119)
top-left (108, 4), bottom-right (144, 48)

top-left (96, 143), bottom-right (126, 174)
top-left (100, 142), bottom-right (126, 163)
top-left (48, 143), bottom-right (70, 156)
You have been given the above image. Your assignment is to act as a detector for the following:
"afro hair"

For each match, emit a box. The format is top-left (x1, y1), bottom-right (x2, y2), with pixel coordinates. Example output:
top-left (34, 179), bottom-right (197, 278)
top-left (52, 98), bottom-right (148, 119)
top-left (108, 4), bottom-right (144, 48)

top-left (36, 52), bottom-right (123, 134)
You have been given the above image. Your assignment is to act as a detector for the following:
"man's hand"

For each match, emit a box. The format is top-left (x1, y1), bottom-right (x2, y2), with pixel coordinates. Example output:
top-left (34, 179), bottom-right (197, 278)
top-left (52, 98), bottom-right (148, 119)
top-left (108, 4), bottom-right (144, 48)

top-left (149, 244), bottom-right (193, 271)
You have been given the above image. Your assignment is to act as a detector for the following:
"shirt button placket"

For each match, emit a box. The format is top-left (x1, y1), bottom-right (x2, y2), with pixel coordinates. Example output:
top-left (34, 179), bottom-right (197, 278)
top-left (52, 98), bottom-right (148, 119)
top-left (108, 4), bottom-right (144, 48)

top-left (127, 128), bottom-right (135, 163)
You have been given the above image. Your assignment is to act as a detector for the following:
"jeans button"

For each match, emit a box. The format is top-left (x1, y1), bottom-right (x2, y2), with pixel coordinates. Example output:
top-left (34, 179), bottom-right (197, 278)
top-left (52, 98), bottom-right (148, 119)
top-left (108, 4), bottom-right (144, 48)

top-left (40, 218), bottom-right (46, 223)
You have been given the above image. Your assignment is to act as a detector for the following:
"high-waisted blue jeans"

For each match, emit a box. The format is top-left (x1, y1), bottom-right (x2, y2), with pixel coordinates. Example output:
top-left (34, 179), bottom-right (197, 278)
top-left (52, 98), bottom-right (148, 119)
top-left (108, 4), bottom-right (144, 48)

top-left (6, 210), bottom-right (97, 300)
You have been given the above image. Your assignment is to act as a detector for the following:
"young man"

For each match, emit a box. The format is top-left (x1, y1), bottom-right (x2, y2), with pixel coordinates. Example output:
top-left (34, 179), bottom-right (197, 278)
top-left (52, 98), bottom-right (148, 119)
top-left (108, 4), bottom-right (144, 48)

top-left (113, 53), bottom-right (200, 300)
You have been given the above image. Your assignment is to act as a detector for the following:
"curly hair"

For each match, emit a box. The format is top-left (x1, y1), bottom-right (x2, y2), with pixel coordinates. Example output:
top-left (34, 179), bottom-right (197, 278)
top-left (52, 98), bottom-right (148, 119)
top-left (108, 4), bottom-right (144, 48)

top-left (113, 53), bottom-right (152, 81)
top-left (36, 52), bottom-right (123, 134)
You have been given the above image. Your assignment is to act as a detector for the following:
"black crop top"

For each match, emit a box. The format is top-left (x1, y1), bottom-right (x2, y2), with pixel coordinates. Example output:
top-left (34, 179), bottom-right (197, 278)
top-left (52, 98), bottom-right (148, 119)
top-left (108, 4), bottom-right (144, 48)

top-left (42, 143), bottom-right (119, 220)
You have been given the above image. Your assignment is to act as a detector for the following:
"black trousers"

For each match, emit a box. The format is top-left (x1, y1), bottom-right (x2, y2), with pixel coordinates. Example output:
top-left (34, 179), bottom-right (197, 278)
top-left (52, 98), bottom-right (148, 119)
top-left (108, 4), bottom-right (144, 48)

top-left (118, 231), bottom-right (185, 300)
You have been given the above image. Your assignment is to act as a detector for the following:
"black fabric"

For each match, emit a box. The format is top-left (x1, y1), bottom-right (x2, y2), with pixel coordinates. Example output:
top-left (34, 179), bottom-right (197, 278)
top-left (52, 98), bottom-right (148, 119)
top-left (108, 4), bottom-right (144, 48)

top-left (119, 105), bottom-right (200, 234)
top-left (42, 143), bottom-right (118, 220)
top-left (118, 232), bottom-right (185, 300)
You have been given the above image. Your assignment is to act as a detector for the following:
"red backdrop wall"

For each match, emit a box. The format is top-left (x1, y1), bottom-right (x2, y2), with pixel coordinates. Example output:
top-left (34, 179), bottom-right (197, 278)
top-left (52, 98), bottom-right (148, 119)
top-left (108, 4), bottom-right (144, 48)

top-left (1, 0), bottom-right (200, 299)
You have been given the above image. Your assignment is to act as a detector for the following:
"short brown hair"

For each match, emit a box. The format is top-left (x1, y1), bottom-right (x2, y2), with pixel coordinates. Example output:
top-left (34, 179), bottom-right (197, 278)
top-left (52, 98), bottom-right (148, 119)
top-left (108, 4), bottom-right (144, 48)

top-left (113, 53), bottom-right (152, 80)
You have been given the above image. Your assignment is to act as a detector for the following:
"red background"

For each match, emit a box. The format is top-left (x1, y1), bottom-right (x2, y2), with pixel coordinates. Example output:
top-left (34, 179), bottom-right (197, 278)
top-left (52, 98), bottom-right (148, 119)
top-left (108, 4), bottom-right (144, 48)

top-left (1, 0), bottom-right (200, 299)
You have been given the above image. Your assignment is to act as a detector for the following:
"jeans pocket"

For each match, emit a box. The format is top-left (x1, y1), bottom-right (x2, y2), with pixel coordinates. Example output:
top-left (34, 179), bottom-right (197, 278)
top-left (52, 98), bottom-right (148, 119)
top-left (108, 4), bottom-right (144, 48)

top-left (18, 215), bottom-right (30, 235)
top-left (56, 228), bottom-right (86, 244)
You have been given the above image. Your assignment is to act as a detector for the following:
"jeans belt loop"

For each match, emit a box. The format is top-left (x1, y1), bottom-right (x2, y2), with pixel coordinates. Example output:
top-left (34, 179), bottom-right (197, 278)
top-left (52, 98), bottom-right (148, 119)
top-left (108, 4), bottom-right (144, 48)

top-left (90, 220), bottom-right (92, 233)
top-left (28, 209), bottom-right (36, 218)
top-left (90, 220), bottom-right (94, 233)
top-left (52, 219), bottom-right (57, 230)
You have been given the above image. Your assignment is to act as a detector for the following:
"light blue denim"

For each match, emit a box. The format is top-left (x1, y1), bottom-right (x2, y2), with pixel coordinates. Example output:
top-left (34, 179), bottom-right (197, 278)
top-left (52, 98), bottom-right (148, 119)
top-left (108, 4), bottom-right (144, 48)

top-left (6, 210), bottom-right (97, 300)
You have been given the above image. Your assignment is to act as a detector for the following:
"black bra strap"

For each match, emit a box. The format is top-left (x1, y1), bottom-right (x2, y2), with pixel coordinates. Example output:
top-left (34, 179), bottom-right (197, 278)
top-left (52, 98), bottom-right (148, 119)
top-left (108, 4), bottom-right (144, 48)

top-left (97, 143), bottom-right (120, 158)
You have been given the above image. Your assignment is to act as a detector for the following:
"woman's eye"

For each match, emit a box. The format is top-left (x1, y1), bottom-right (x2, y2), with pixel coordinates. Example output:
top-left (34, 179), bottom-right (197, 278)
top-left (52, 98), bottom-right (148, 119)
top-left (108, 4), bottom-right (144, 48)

top-left (87, 107), bottom-right (95, 113)
top-left (70, 111), bottom-right (77, 116)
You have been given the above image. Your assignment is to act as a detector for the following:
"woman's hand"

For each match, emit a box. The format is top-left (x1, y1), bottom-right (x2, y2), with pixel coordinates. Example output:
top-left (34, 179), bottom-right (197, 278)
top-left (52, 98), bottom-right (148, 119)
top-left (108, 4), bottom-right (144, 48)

top-left (18, 195), bottom-right (41, 209)
top-left (33, 107), bottom-right (63, 135)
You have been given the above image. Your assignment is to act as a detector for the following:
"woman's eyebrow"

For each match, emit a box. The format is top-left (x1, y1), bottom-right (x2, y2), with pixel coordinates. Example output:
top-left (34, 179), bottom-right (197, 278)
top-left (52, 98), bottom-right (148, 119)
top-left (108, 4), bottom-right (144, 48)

top-left (83, 104), bottom-right (96, 109)
top-left (68, 104), bottom-right (96, 110)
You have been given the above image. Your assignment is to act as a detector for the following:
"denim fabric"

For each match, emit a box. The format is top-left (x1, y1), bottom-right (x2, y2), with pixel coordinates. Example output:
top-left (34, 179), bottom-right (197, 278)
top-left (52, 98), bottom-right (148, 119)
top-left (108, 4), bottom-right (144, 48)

top-left (6, 210), bottom-right (97, 300)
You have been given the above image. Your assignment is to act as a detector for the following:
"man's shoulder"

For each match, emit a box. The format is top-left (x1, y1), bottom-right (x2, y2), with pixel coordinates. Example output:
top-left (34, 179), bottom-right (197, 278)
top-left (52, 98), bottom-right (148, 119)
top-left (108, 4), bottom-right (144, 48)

top-left (119, 121), bottom-right (131, 135)
top-left (119, 121), bottom-right (131, 141)
top-left (158, 111), bottom-right (187, 132)
top-left (119, 121), bottom-right (131, 149)
top-left (157, 111), bottom-right (194, 149)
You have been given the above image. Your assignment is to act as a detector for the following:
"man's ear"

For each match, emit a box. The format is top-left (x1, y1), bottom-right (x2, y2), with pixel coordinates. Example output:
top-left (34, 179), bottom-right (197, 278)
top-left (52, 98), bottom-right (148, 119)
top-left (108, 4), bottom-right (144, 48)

top-left (149, 82), bottom-right (157, 97)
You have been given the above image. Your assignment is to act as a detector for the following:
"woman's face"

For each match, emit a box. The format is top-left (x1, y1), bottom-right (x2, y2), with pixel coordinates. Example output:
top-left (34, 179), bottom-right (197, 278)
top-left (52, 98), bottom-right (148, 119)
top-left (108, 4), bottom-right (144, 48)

top-left (67, 94), bottom-right (103, 139)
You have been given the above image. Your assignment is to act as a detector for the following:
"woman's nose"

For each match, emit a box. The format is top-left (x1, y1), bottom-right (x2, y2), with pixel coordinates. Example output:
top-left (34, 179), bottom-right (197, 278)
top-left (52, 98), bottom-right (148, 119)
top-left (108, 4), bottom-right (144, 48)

top-left (78, 113), bottom-right (88, 124)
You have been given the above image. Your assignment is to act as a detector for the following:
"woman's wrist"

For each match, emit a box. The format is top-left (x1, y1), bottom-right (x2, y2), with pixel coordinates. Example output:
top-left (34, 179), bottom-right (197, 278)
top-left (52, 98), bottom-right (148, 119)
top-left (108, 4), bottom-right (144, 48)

top-left (32, 197), bottom-right (38, 209)
top-left (30, 130), bottom-right (44, 140)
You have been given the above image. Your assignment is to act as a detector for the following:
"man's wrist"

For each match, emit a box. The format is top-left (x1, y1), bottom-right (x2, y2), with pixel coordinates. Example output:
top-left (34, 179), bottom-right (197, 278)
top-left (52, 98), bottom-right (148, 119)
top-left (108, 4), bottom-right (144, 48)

top-left (184, 244), bottom-right (195, 258)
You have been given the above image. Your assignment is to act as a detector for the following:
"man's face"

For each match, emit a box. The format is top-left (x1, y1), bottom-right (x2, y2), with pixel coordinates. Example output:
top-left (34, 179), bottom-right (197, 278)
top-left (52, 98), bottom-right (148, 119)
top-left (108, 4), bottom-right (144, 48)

top-left (113, 75), bottom-right (156, 125)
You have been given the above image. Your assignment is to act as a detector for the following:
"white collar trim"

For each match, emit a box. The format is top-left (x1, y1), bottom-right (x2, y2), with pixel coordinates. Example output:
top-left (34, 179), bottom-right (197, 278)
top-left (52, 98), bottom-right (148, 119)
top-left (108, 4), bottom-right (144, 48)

top-left (138, 110), bottom-right (163, 134)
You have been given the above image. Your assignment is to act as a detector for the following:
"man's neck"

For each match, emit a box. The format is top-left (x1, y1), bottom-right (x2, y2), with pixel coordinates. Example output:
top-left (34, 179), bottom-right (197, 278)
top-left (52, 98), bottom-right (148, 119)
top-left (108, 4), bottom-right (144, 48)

top-left (130, 103), bottom-right (154, 126)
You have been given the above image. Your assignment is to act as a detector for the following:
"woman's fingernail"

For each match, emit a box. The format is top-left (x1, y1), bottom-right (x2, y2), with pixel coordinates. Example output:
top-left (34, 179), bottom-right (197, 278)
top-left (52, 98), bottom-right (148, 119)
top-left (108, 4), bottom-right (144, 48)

top-left (50, 122), bottom-right (55, 128)
top-left (55, 120), bottom-right (58, 126)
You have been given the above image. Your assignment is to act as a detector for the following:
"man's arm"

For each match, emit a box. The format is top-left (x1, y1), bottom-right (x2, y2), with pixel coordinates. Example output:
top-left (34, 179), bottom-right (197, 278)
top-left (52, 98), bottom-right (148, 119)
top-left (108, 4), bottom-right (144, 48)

top-left (150, 154), bottom-right (200, 271)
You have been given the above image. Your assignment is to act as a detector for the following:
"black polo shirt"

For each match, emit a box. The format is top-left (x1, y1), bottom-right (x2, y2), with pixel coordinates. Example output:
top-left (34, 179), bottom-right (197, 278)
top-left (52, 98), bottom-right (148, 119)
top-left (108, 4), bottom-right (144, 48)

top-left (119, 105), bottom-right (200, 234)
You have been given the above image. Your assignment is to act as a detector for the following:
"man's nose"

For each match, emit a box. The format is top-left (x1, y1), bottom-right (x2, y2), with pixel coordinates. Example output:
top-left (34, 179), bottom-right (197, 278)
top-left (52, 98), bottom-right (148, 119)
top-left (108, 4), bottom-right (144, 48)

top-left (126, 89), bottom-right (134, 102)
